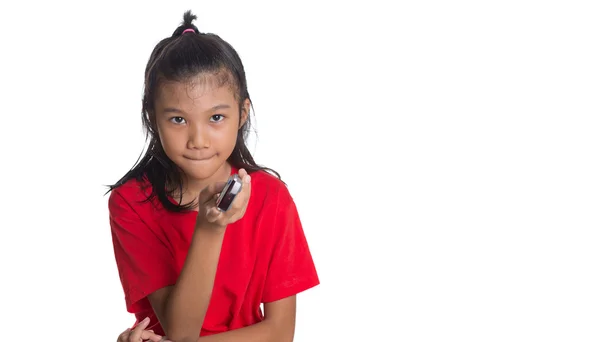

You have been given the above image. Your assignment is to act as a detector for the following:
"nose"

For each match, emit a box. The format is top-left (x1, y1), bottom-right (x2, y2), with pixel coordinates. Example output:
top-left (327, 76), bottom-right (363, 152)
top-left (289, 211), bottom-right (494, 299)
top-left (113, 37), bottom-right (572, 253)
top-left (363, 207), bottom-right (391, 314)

top-left (187, 123), bottom-right (209, 149)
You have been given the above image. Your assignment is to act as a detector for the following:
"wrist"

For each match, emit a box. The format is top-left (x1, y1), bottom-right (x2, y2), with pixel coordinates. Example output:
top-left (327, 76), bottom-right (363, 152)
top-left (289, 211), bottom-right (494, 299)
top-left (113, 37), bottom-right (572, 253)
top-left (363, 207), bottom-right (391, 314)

top-left (194, 221), bottom-right (227, 234)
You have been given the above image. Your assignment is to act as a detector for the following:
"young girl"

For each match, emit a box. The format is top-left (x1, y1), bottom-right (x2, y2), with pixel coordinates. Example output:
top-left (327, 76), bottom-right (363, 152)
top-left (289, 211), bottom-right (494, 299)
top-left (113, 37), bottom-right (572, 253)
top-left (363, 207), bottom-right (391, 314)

top-left (108, 10), bottom-right (319, 342)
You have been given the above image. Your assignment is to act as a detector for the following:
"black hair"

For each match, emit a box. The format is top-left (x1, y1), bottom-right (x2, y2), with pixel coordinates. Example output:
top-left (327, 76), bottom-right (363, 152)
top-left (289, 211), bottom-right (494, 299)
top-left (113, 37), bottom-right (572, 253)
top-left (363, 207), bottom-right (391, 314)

top-left (106, 10), bottom-right (280, 212)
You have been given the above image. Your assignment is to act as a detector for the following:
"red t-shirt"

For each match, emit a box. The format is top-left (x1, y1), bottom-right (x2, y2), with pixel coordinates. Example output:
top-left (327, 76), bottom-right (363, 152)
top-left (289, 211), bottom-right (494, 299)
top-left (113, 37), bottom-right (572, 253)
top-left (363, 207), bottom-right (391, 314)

top-left (108, 167), bottom-right (319, 337)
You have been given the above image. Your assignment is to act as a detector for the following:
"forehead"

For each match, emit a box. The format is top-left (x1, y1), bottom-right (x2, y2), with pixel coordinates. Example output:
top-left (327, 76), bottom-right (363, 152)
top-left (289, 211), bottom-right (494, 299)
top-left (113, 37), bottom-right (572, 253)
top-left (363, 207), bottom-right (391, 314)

top-left (156, 74), bottom-right (237, 111)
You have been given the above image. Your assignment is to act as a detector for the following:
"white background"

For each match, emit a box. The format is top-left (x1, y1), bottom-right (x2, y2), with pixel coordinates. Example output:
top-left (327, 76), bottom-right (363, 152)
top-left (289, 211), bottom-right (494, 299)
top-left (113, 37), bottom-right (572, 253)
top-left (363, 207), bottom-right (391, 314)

top-left (1, 1), bottom-right (599, 341)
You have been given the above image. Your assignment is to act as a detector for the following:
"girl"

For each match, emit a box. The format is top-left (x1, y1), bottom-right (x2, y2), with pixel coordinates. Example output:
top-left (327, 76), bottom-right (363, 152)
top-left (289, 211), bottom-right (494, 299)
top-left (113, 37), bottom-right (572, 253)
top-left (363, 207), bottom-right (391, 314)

top-left (108, 10), bottom-right (319, 342)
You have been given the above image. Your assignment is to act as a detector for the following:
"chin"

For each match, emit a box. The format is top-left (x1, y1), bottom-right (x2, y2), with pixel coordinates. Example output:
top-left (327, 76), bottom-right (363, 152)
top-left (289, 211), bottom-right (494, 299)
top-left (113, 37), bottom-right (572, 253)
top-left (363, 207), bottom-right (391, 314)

top-left (181, 166), bottom-right (217, 181)
top-left (178, 159), bottom-right (225, 181)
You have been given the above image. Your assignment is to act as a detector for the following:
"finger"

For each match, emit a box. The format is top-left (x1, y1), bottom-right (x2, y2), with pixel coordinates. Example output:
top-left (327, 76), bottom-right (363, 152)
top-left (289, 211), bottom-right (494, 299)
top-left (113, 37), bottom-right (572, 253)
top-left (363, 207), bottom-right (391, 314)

top-left (206, 207), bottom-right (223, 223)
top-left (237, 173), bottom-right (252, 208)
top-left (141, 330), bottom-right (165, 342)
top-left (117, 329), bottom-right (130, 342)
top-left (236, 168), bottom-right (252, 188)
top-left (226, 175), bottom-right (251, 221)
top-left (243, 173), bottom-right (251, 191)
top-left (129, 317), bottom-right (150, 341)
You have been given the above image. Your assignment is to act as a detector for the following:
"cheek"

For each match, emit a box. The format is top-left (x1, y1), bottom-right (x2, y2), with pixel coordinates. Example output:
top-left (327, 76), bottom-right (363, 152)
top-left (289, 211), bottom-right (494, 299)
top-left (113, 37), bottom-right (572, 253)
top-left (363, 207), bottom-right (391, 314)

top-left (220, 124), bottom-right (239, 148)
top-left (158, 125), bottom-right (185, 152)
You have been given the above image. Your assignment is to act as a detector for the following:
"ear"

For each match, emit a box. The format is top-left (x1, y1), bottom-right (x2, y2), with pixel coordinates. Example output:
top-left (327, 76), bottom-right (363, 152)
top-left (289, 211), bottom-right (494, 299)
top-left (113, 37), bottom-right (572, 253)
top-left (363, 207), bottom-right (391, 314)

top-left (239, 99), bottom-right (250, 129)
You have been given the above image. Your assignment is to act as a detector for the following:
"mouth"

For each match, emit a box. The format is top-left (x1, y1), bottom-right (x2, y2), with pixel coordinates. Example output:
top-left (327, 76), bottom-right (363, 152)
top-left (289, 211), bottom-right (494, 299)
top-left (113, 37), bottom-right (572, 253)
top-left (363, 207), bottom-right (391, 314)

top-left (184, 155), bottom-right (215, 161)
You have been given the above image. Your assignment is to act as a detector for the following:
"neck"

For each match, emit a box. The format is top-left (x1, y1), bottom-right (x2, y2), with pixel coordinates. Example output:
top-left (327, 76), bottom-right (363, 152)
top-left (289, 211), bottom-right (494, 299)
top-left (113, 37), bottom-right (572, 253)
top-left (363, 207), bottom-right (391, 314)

top-left (176, 163), bottom-right (233, 207)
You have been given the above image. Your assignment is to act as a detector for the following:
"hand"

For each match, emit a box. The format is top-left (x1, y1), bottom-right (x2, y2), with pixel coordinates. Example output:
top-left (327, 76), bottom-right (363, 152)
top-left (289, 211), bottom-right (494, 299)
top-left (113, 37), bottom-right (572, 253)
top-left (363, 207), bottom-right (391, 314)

top-left (117, 317), bottom-right (171, 342)
top-left (196, 168), bottom-right (252, 229)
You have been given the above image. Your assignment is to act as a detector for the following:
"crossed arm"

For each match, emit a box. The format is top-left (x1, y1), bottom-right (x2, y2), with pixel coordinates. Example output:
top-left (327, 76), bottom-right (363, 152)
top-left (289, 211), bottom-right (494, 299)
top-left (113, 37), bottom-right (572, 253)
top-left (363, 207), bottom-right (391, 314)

top-left (118, 295), bottom-right (295, 342)
top-left (112, 173), bottom-right (307, 342)
top-left (196, 295), bottom-right (296, 342)
top-left (145, 225), bottom-right (295, 342)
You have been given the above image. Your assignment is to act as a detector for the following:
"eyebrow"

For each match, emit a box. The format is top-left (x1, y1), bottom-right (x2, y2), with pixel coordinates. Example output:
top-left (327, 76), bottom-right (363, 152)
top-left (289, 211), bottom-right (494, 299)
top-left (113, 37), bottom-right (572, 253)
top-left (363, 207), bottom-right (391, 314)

top-left (162, 104), bottom-right (231, 114)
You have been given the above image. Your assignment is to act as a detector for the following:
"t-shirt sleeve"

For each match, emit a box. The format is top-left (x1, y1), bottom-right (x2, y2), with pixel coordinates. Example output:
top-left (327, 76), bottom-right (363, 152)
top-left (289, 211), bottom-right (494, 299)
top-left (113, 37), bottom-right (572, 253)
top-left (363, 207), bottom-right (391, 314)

top-left (262, 184), bottom-right (320, 303)
top-left (108, 189), bottom-right (177, 313)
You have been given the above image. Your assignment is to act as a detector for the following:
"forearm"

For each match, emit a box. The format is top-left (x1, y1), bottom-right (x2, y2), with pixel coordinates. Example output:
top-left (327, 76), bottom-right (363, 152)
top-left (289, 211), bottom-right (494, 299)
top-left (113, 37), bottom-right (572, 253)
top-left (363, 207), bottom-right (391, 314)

top-left (165, 228), bottom-right (225, 342)
top-left (197, 320), bottom-right (290, 342)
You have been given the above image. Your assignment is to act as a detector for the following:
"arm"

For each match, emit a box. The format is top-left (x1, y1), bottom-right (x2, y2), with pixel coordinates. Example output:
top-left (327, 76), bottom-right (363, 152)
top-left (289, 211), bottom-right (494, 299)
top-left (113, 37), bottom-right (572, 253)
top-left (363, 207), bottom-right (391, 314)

top-left (148, 227), bottom-right (225, 342)
top-left (117, 317), bottom-right (172, 342)
top-left (149, 172), bottom-right (253, 342)
top-left (197, 296), bottom-right (297, 342)
top-left (194, 184), bottom-right (318, 342)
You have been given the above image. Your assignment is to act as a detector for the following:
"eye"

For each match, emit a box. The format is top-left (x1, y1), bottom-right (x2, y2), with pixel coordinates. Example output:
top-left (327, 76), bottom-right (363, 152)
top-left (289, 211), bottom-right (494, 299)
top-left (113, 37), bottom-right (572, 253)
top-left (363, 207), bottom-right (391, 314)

top-left (210, 114), bottom-right (225, 122)
top-left (170, 117), bottom-right (186, 125)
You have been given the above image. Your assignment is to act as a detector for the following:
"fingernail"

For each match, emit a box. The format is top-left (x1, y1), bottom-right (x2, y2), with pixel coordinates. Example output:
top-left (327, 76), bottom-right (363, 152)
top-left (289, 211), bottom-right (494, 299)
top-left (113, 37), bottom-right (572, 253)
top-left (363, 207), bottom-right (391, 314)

top-left (245, 175), bottom-right (251, 183)
top-left (142, 317), bottom-right (150, 323)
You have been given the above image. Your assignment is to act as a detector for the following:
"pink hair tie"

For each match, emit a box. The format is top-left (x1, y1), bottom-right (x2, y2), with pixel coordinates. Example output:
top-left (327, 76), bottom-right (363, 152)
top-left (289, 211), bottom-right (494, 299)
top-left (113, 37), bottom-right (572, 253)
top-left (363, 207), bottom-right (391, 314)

top-left (182, 28), bottom-right (195, 34)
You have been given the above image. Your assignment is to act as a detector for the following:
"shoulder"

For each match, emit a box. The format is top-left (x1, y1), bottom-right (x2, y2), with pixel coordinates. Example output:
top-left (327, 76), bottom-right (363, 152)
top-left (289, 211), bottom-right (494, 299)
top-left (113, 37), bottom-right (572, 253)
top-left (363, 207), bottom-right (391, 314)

top-left (249, 169), bottom-right (284, 189)
top-left (248, 170), bottom-right (294, 206)
top-left (246, 170), bottom-right (301, 232)
top-left (108, 176), bottom-right (155, 220)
